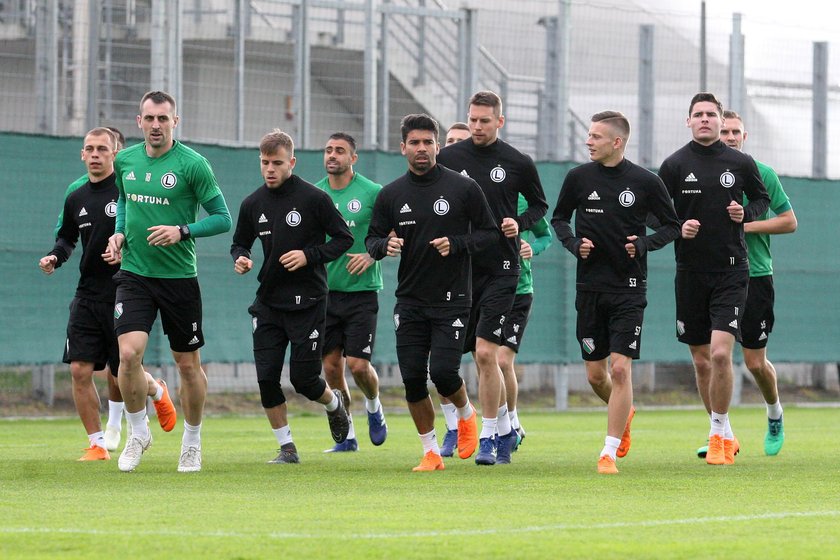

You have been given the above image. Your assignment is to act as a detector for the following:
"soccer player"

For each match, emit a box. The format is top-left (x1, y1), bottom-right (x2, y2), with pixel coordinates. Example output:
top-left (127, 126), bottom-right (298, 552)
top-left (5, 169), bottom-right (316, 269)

top-left (315, 132), bottom-right (388, 453)
top-left (40, 127), bottom-right (173, 461)
top-left (365, 113), bottom-right (496, 472)
top-left (658, 93), bottom-right (769, 466)
top-left (104, 91), bottom-right (232, 473)
top-left (445, 122), bottom-right (470, 145)
top-left (437, 91), bottom-right (548, 465)
top-left (552, 111), bottom-right (680, 474)
top-left (694, 110), bottom-right (797, 458)
top-left (231, 129), bottom-right (353, 465)
top-left (53, 127), bottom-right (128, 452)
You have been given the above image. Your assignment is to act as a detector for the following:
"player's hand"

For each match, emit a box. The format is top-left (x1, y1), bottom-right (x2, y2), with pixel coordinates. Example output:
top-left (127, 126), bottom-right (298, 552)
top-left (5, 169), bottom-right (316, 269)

top-left (147, 225), bottom-right (181, 247)
top-left (625, 235), bottom-right (639, 258)
top-left (234, 256), bottom-right (253, 275)
top-left (280, 250), bottom-right (308, 271)
top-left (501, 217), bottom-right (519, 238)
top-left (578, 237), bottom-right (594, 259)
top-left (430, 237), bottom-right (451, 256)
top-left (103, 233), bottom-right (124, 264)
top-left (346, 253), bottom-right (374, 275)
top-left (682, 219), bottom-right (701, 239)
top-left (386, 237), bottom-right (404, 257)
top-left (519, 239), bottom-right (533, 260)
top-left (727, 200), bottom-right (744, 223)
top-left (38, 255), bottom-right (57, 275)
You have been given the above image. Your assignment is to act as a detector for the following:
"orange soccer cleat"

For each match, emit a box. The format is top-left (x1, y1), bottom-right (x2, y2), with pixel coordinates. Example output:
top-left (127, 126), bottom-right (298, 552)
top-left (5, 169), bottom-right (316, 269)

top-left (412, 451), bottom-right (445, 472)
top-left (153, 378), bottom-right (177, 432)
top-left (597, 455), bottom-right (619, 475)
top-left (616, 406), bottom-right (636, 458)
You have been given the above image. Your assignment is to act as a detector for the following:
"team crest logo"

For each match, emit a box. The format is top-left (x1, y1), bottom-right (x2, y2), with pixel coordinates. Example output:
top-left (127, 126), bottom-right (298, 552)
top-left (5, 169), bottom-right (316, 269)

top-left (347, 199), bottom-right (362, 213)
top-left (433, 198), bottom-right (450, 216)
top-left (114, 303), bottom-right (123, 319)
top-left (720, 171), bottom-right (735, 188)
top-left (490, 166), bottom-right (506, 183)
top-left (618, 189), bottom-right (636, 207)
top-left (105, 202), bottom-right (117, 217)
top-left (582, 338), bottom-right (596, 354)
top-left (252, 317), bottom-right (258, 333)
top-left (286, 210), bottom-right (302, 227)
top-left (676, 320), bottom-right (686, 336)
top-left (393, 314), bottom-right (400, 329)
top-left (161, 172), bottom-right (177, 189)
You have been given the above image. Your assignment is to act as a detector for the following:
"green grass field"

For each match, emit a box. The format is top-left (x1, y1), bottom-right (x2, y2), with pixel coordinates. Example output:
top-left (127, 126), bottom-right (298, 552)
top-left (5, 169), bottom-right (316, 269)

top-left (1, 406), bottom-right (838, 559)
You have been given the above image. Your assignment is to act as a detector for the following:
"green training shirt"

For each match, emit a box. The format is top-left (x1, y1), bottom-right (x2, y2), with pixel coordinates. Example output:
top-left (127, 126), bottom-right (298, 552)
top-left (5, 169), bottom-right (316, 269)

top-left (742, 159), bottom-right (792, 277)
top-left (115, 141), bottom-right (223, 278)
top-left (54, 175), bottom-right (89, 238)
top-left (516, 193), bottom-right (553, 295)
top-left (315, 172), bottom-right (383, 292)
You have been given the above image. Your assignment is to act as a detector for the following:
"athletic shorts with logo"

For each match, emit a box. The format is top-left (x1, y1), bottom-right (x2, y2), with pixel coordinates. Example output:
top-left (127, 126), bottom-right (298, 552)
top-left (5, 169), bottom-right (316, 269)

top-left (250, 298), bottom-right (326, 382)
top-left (63, 297), bottom-right (120, 375)
top-left (113, 270), bottom-right (204, 352)
top-left (463, 273), bottom-right (518, 352)
top-left (741, 275), bottom-right (774, 350)
top-left (324, 290), bottom-right (378, 360)
top-left (675, 269), bottom-right (748, 345)
top-left (501, 293), bottom-right (534, 353)
top-left (576, 291), bottom-right (646, 361)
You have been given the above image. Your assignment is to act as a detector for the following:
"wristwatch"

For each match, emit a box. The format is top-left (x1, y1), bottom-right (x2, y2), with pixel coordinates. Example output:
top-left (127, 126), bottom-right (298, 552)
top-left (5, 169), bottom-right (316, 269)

top-left (178, 224), bottom-right (191, 240)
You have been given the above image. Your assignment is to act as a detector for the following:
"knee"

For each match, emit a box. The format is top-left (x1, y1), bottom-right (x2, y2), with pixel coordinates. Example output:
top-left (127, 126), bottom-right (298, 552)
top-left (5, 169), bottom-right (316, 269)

top-left (403, 376), bottom-right (429, 403)
top-left (289, 361), bottom-right (326, 401)
top-left (587, 367), bottom-right (608, 387)
top-left (258, 379), bottom-right (286, 409)
top-left (610, 361), bottom-right (631, 386)
top-left (743, 353), bottom-right (764, 375)
top-left (710, 347), bottom-right (732, 372)
top-left (70, 362), bottom-right (93, 383)
top-left (118, 345), bottom-right (143, 369)
top-left (347, 358), bottom-right (371, 380)
top-left (498, 353), bottom-right (514, 374)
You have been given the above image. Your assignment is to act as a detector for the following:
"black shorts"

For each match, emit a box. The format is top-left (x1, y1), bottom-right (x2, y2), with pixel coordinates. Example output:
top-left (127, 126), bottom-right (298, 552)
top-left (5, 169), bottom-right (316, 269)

top-left (393, 303), bottom-right (469, 375)
top-left (323, 291), bottom-right (378, 360)
top-left (576, 291), bottom-right (646, 361)
top-left (501, 293), bottom-right (534, 353)
top-left (113, 270), bottom-right (204, 353)
top-left (250, 298), bottom-right (326, 382)
top-left (63, 297), bottom-right (119, 375)
top-left (675, 269), bottom-right (748, 345)
top-left (463, 274), bottom-right (517, 353)
top-left (741, 275), bottom-right (775, 350)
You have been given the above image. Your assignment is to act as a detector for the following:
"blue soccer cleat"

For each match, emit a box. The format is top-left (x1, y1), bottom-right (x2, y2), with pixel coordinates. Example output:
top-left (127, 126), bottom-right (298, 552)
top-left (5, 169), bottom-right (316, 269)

top-left (475, 437), bottom-right (497, 465)
top-left (324, 438), bottom-right (358, 453)
top-left (440, 429), bottom-right (458, 457)
top-left (495, 429), bottom-right (518, 464)
top-left (367, 407), bottom-right (388, 446)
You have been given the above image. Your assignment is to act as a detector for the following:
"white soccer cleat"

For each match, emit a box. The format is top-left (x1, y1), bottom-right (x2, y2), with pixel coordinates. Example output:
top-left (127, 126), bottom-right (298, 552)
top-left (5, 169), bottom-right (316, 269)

top-left (118, 431), bottom-right (152, 472)
top-left (178, 445), bottom-right (202, 473)
top-left (104, 426), bottom-right (121, 451)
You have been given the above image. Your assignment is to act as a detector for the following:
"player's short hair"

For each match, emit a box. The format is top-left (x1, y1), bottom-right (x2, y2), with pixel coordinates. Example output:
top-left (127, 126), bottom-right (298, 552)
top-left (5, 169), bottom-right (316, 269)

top-left (688, 92), bottom-right (723, 116)
top-left (260, 129), bottom-right (294, 156)
top-left (400, 113), bottom-right (439, 142)
top-left (447, 122), bottom-right (469, 133)
top-left (469, 90), bottom-right (503, 117)
top-left (139, 90), bottom-right (177, 114)
top-left (591, 111), bottom-right (630, 142)
top-left (328, 132), bottom-right (357, 153)
top-left (85, 127), bottom-right (118, 150)
top-left (722, 110), bottom-right (741, 121)
top-left (105, 126), bottom-right (125, 150)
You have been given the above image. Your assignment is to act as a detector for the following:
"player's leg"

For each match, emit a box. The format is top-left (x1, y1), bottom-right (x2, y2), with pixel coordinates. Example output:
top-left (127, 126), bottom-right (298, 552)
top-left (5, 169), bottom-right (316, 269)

top-left (103, 367), bottom-right (124, 451)
top-left (70, 360), bottom-right (109, 460)
top-left (500, 292), bottom-right (532, 444)
top-left (437, 394), bottom-right (459, 457)
top-left (322, 347), bottom-right (357, 452)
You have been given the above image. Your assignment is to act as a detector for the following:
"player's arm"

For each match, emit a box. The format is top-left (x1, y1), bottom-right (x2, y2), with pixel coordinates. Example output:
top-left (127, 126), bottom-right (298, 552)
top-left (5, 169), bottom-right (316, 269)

top-left (631, 177), bottom-right (681, 258)
top-left (42, 197), bottom-right (80, 273)
top-left (514, 158), bottom-right (549, 233)
top-left (365, 191), bottom-right (400, 259)
top-left (744, 168), bottom-right (797, 235)
top-left (302, 196), bottom-right (354, 266)
top-left (740, 158), bottom-right (770, 223)
top-left (528, 216), bottom-right (553, 256)
top-left (550, 174), bottom-right (588, 258)
top-left (230, 200), bottom-right (256, 275)
top-left (448, 183), bottom-right (499, 256)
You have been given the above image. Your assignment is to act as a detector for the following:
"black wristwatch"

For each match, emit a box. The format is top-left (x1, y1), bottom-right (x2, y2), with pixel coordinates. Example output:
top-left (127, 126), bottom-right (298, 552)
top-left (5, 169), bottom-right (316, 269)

top-left (178, 224), bottom-right (191, 241)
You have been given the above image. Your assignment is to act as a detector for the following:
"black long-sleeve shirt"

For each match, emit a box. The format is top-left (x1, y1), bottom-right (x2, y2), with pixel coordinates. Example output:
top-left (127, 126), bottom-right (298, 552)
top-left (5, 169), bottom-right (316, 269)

top-left (365, 165), bottom-right (499, 307)
top-left (658, 140), bottom-right (770, 272)
top-left (230, 175), bottom-right (353, 310)
top-left (48, 173), bottom-right (119, 302)
top-left (437, 138), bottom-right (548, 276)
top-left (552, 159), bottom-right (680, 293)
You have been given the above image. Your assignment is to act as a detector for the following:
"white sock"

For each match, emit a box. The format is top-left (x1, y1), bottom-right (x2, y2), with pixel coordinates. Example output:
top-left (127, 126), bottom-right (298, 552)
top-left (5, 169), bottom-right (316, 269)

top-left (710, 411), bottom-right (727, 438)
top-left (440, 403), bottom-right (458, 430)
top-left (419, 429), bottom-right (440, 455)
top-left (480, 417), bottom-right (497, 440)
top-left (766, 400), bottom-right (783, 420)
top-left (509, 408), bottom-right (521, 430)
top-left (456, 401), bottom-right (473, 420)
top-left (88, 431), bottom-right (106, 448)
top-left (347, 414), bottom-right (356, 440)
top-left (272, 425), bottom-right (293, 446)
top-left (324, 392), bottom-right (339, 412)
top-left (126, 409), bottom-right (150, 439)
top-left (496, 404), bottom-right (512, 436)
top-left (365, 396), bottom-right (381, 414)
top-left (107, 401), bottom-right (124, 429)
top-left (724, 416), bottom-right (734, 440)
top-left (151, 381), bottom-right (164, 402)
top-left (600, 435), bottom-right (621, 460)
top-left (183, 421), bottom-right (201, 448)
